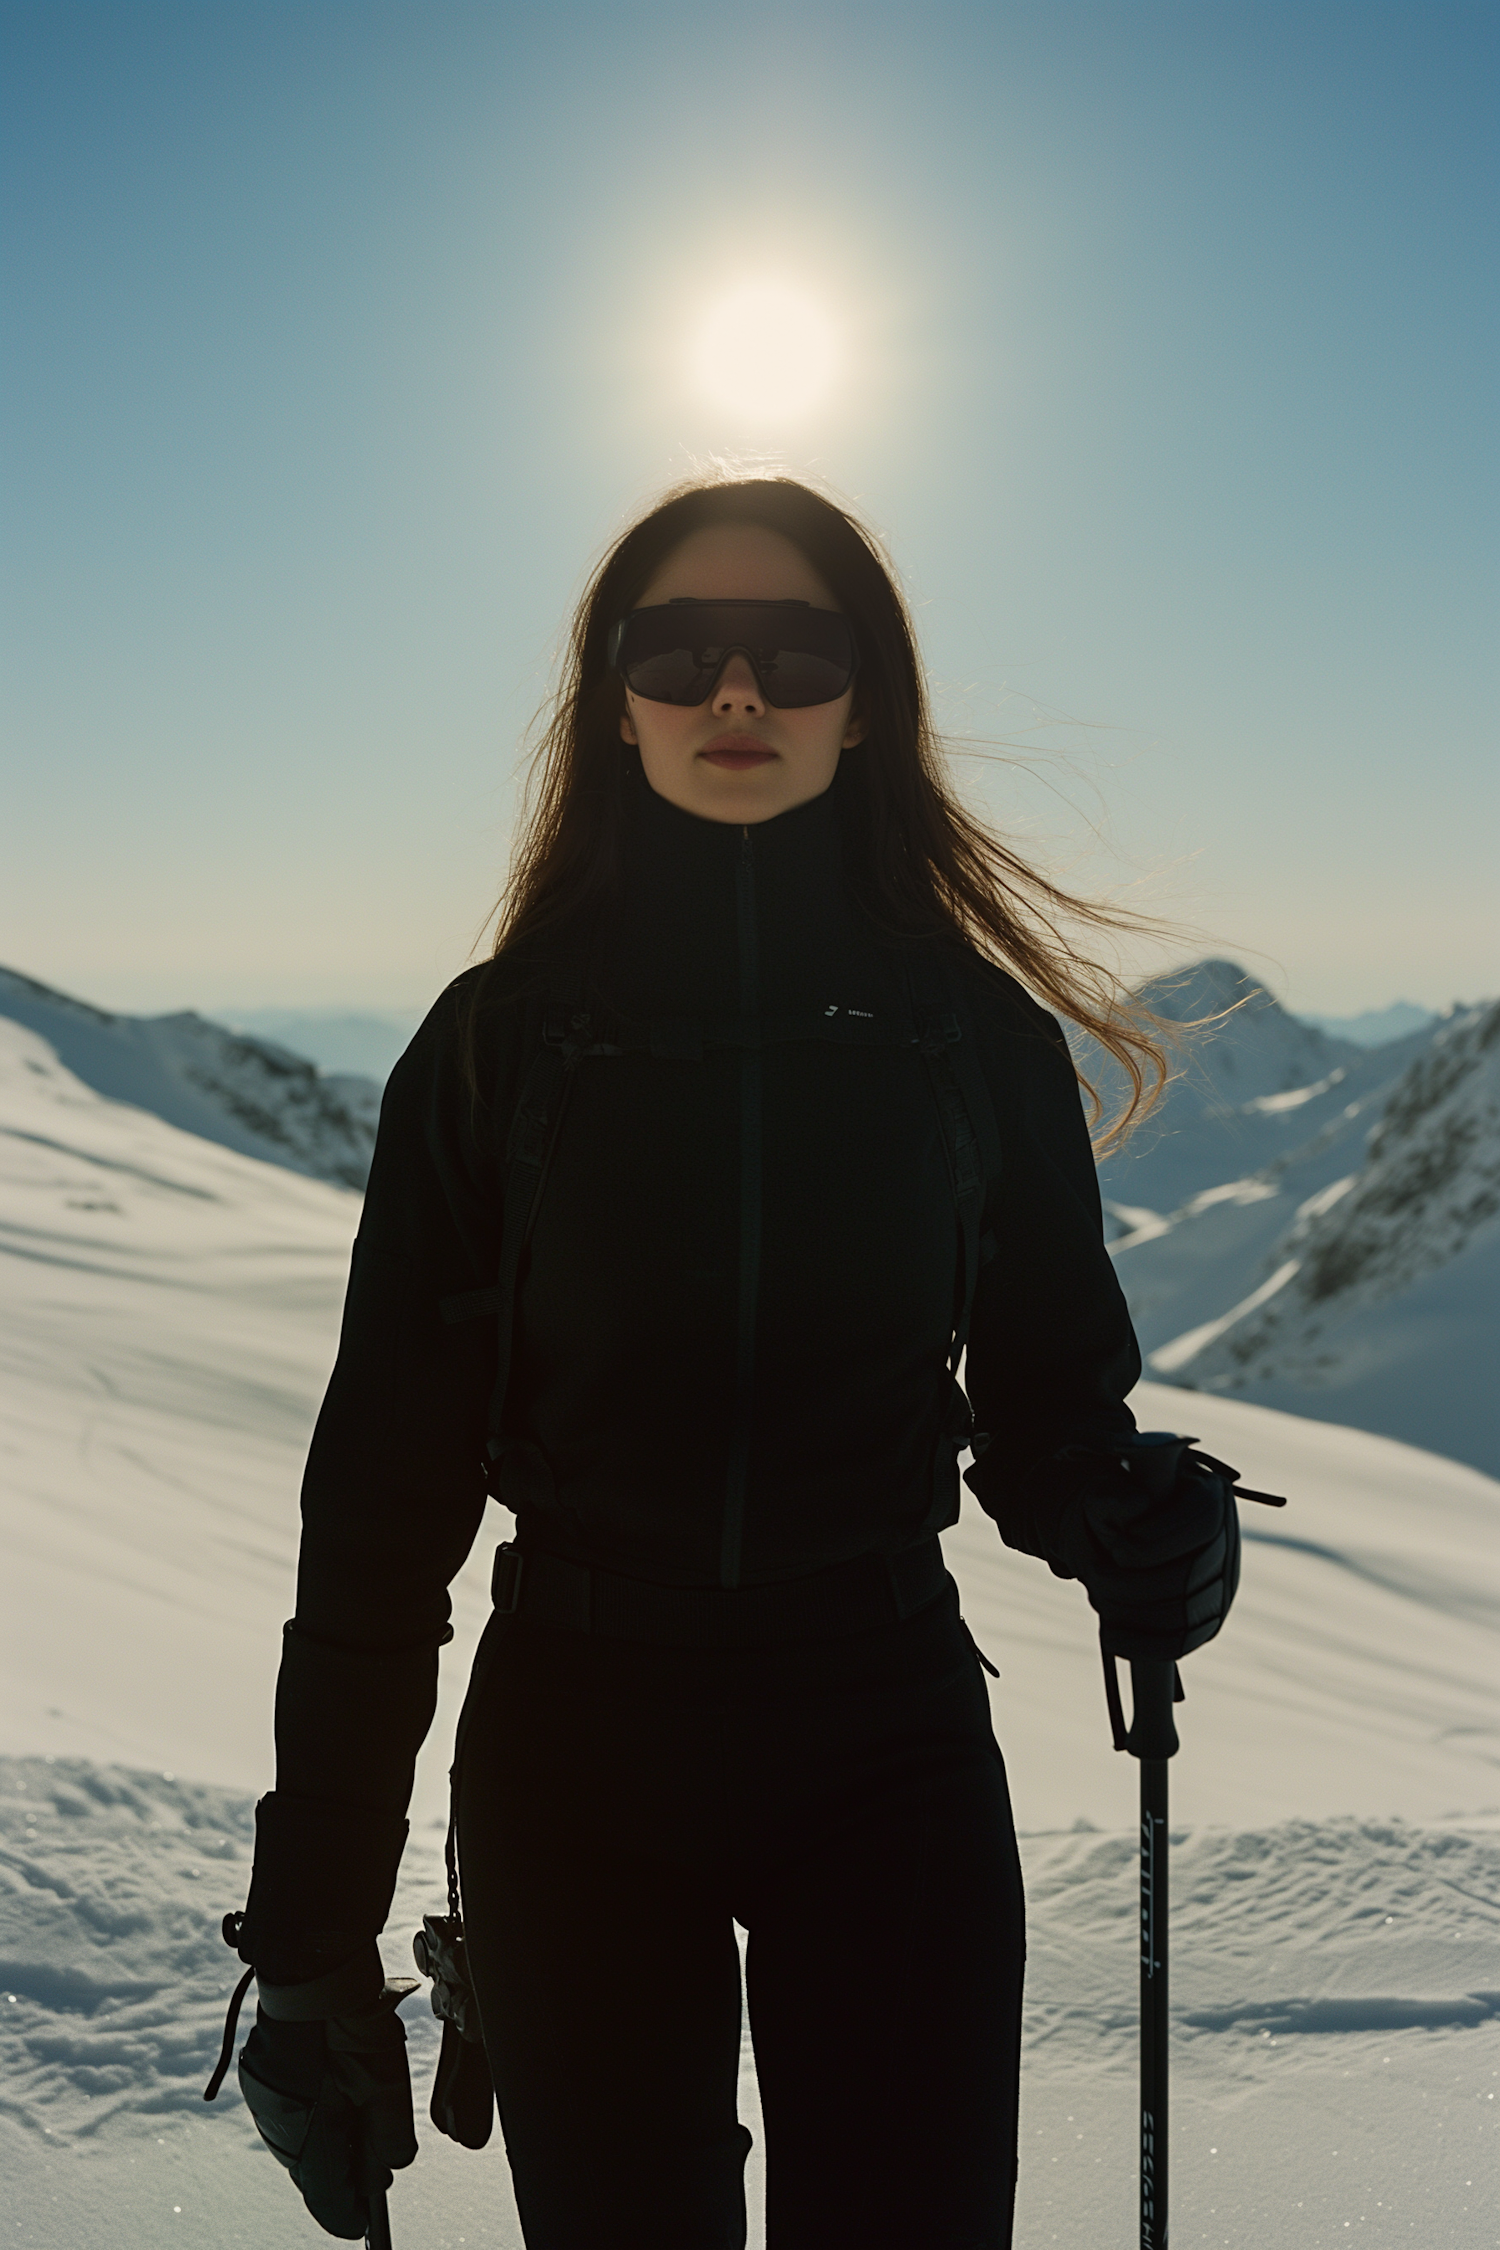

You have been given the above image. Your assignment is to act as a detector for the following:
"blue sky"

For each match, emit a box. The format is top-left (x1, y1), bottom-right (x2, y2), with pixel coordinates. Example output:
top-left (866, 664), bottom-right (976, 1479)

top-left (3, 1), bottom-right (1495, 1018)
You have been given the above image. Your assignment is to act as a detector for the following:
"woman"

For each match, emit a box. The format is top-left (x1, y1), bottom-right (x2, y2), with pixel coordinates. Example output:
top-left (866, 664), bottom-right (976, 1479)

top-left (218, 476), bottom-right (1241, 2247)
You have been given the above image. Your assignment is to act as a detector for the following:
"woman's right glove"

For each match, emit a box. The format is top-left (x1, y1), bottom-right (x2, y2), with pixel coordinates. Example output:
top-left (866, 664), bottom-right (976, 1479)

top-left (235, 1946), bottom-right (419, 2241)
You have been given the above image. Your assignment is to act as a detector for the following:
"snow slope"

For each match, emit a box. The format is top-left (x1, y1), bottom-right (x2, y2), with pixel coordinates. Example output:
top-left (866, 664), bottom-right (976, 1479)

top-left (0, 1014), bottom-right (360, 1795)
top-left (2, 1011), bottom-right (1498, 2245)
top-left (1096, 964), bottom-right (1499, 1476)
top-left (0, 967), bottom-right (381, 1189)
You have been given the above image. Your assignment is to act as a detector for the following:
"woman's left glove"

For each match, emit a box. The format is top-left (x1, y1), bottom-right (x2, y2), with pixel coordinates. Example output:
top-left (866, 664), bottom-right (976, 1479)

top-left (1047, 1433), bottom-right (1248, 1663)
top-left (236, 1945), bottom-right (419, 2241)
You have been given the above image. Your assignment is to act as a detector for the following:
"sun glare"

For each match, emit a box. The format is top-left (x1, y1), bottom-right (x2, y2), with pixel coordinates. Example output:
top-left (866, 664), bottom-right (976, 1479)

top-left (689, 281), bottom-right (840, 423)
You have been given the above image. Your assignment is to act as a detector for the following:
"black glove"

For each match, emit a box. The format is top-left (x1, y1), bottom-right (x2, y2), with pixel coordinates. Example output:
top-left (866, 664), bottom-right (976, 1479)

top-left (1049, 1432), bottom-right (1244, 1662)
top-left (236, 1946), bottom-right (419, 2241)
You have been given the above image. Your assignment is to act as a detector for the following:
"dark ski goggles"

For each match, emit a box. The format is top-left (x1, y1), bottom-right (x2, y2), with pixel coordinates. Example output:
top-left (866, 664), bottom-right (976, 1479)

top-left (607, 599), bottom-right (859, 708)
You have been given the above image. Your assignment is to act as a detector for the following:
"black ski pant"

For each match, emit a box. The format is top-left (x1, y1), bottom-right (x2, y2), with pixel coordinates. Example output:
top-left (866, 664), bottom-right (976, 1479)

top-left (456, 1568), bottom-right (1025, 2249)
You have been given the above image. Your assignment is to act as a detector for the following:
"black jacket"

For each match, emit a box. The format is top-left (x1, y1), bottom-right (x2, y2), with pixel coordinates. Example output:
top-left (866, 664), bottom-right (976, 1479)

top-left (263, 773), bottom-right (1140, 1926)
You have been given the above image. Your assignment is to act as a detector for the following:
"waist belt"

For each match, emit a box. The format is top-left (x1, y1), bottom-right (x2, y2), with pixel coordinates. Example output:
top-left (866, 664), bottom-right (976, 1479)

top-left (489, 1537), bottom-right (949, 1649)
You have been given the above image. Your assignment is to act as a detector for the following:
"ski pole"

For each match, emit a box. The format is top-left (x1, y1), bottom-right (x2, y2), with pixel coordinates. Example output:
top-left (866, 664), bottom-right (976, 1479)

top-left (1094, 1437), bottom-right (1283, 2243)
top-left (365, 2185), bottom-right (393, 2250)
top-left (1123, 1659), bottom-right (1179, 2250)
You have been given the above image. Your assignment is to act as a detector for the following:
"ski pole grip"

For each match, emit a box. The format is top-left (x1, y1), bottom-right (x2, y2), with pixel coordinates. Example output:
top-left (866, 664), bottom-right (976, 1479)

top-left (1127, 1660), bottom-right (1180, 1761)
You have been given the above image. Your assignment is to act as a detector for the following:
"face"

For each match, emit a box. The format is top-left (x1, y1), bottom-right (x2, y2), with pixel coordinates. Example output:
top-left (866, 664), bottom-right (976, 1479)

top-left (618, 523), bottom-right (866, 825)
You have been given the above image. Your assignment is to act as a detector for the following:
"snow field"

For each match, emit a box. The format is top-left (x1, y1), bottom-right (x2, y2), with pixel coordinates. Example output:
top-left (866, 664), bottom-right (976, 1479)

top-left (3, 1758), bottom-right (1496, 2246)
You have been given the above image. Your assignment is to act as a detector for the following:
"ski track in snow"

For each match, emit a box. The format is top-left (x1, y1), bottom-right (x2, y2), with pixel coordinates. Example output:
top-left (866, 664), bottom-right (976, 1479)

top-left (3, 1013), bottom-right (1499, 2243)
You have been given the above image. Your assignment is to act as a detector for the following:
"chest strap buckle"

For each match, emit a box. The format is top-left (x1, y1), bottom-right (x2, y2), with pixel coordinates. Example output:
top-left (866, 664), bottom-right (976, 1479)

top-left (491, 1542), bottom-right (525, 1614)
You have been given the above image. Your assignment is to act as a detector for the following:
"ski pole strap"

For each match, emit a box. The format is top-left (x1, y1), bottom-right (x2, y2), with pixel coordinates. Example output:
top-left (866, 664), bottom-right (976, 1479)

top-left (202, 1957), bottom-right (255, 2102)
top-left (444, 1794), bottom-right (461, 1922)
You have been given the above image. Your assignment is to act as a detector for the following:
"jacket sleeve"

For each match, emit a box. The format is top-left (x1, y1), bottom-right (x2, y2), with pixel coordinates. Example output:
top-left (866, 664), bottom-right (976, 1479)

top-left (240, 971), bottom-right (521, 1973)
top-left (960, 964), bottom-right (1141, 1561)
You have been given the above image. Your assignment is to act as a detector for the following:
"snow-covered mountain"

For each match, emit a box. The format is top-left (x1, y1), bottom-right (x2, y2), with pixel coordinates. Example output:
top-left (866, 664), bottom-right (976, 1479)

top-left (1092, 958), bottom-right (1431, 1211)
top-left (1164, 1001), bottom-right (1500, 1454)
top-left (1095, 964), bottom-right (1499, 1475)
top-left (0, 966), bottom-right (380, 1188)
top-left (214, 1005), bottom-right (420, 1084)
top-left (1297, 999), bottom-right (1438, 1047)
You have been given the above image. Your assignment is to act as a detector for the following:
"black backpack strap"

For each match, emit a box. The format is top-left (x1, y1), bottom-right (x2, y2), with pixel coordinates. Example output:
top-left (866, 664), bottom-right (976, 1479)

top-left (941, 967), bottom-right (1003, 1333)
top-left (904, 947), bottom-right (1002, 1373)
top-left (481, 961), bottom-right (591, 1468)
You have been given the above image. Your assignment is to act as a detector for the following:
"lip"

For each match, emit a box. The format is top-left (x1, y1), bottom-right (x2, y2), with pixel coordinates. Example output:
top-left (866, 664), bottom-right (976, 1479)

top-left (698, 734), bottom-right (779, 771)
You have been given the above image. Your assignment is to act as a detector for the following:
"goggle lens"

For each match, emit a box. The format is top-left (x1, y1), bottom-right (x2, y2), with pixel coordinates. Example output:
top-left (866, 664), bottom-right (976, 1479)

top-left (609, 601), bottom-right (858, 709)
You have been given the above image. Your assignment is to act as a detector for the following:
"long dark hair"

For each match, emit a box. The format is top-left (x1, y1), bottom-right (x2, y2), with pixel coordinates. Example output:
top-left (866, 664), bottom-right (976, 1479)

top-left (479, 474), bottom-right (1174, 1148)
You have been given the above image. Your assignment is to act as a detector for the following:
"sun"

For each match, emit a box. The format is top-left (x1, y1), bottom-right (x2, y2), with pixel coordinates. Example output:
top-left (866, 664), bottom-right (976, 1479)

top-left (689, 280), bottom-right (840, 423)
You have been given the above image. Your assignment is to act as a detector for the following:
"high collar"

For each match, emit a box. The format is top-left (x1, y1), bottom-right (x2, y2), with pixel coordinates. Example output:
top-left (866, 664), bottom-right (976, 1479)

top-left (631, 764), bottom-right (846, 873)
top-left (599, 767), bottom-right (856, 1016)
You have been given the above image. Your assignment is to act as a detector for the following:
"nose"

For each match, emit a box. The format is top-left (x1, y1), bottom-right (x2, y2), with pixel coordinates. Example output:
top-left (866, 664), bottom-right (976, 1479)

top-left (711, 651), bottom-right (766, 717)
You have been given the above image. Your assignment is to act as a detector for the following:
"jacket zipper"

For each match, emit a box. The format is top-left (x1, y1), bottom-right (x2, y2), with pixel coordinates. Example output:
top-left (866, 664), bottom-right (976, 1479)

top-left (720, 827), bottom-right (762, 1587)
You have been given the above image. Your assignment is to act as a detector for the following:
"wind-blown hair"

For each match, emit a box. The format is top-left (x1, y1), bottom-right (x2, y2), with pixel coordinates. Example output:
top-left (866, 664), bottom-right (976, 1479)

top-left (481, 474), bottom-right (1173, 1149)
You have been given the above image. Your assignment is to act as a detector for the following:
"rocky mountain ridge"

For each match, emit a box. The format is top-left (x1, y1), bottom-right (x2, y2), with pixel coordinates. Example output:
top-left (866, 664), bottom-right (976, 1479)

top-left (0, 966), bottom-right (379, 1189)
